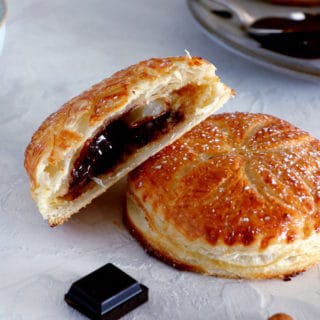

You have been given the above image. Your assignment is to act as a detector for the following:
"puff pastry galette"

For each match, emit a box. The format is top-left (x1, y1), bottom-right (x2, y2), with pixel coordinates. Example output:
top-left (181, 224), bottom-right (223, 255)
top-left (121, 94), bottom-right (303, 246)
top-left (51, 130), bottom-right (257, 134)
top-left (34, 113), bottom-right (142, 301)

top-left (125, 112), bottom-right (320, 279)
top-left (24, 56), bottom-right (232, 226)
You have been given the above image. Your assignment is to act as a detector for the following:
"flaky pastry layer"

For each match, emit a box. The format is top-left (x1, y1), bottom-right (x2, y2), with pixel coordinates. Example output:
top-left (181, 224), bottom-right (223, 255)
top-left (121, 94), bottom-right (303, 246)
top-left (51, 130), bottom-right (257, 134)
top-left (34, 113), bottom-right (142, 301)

top-left (24, 56), bottom-right (232, 225)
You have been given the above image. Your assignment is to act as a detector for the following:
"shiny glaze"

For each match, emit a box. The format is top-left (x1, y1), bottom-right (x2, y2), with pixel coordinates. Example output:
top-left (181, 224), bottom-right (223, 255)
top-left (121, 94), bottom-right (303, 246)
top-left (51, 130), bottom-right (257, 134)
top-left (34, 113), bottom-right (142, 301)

top-left (130, 113), bottom-right (320, 249)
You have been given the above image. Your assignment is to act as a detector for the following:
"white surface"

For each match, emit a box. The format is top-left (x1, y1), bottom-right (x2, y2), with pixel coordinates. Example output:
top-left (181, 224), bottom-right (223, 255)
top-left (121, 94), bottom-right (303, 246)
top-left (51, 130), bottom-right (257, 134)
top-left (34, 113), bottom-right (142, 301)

top-left (1, 0), bottom-right (320, 319)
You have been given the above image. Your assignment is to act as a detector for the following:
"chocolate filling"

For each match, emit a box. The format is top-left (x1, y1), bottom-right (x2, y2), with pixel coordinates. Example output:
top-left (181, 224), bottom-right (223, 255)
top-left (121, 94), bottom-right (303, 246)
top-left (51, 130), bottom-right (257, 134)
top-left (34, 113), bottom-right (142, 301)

top-left (67, 110), bottom-right (184, 199)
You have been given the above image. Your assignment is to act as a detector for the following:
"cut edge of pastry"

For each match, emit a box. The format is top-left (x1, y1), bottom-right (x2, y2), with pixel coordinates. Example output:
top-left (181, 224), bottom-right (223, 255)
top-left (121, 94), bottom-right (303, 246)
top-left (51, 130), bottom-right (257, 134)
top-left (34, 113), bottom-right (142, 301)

top-left (24, 56), bottom-right (233, 226)
top-left (124, 191), bottom-right (320, 279)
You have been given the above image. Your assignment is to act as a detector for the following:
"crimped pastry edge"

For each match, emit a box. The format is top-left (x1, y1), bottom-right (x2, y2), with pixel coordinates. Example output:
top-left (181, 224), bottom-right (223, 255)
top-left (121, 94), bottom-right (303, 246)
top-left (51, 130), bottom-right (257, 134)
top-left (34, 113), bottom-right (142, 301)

top-left (125, 190), bottom-right (320, 279)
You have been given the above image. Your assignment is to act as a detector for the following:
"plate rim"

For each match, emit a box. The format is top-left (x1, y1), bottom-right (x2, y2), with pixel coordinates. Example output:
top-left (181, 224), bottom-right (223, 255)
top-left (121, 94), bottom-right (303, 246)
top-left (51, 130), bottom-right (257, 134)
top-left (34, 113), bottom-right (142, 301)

top-left (187, 0), bottom-right (320, 82)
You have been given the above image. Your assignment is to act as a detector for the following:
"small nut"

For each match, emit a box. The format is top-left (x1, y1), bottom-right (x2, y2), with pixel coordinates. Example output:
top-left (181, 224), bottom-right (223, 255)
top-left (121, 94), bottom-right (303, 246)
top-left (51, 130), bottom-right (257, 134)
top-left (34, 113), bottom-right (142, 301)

top-left (268, 313), bottom-right (294, 320)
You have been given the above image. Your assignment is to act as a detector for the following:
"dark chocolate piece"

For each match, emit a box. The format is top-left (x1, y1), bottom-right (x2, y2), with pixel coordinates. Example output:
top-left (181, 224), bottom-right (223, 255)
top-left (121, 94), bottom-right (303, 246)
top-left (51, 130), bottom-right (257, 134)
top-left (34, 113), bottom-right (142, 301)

top-left (65, 263), bottom-right (148, 320)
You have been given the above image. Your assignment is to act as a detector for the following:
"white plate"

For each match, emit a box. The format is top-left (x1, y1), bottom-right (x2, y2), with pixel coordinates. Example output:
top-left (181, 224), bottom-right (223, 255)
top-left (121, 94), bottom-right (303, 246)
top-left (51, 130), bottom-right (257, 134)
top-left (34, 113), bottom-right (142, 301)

top-left (187, 0), bottom-right (320, 81)
top-left (0, 0), bottom-right (7, 55)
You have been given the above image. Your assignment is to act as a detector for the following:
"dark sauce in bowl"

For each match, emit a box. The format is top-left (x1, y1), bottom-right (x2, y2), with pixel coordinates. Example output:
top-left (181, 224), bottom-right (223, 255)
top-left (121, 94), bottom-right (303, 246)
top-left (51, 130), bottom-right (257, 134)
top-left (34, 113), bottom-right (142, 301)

top-left (249, 14), bottom-right (320, 58)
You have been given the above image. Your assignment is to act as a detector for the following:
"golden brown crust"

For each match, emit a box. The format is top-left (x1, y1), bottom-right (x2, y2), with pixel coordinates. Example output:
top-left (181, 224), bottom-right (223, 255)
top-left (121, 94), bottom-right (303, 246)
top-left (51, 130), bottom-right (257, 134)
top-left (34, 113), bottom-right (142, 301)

top-left (129, 112), bottom-right (320, 248)
top-left (24, 55), bottom-right (232, 225)
top-left (126, 112), bottom-right (320, 278)
top-left (124, 192), bottom-right (311, 279)
top-left (24, 56), bottom-right (208, 189)
top-left (123, 203), bottom-right (200, 273)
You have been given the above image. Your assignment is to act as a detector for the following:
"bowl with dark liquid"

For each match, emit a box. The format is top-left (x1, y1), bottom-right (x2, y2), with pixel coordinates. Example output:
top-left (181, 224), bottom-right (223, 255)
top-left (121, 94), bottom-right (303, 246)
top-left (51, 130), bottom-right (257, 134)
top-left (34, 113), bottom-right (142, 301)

top-left (187, 0), bottom-right (320, 81)
top-left (268, 0), bottom-right (320, 6)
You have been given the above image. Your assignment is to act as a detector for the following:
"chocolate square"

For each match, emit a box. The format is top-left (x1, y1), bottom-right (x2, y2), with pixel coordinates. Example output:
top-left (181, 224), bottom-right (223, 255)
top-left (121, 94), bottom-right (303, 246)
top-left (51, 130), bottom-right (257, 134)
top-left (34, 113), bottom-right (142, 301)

top-left (65, 263), bottom-right (148, 320)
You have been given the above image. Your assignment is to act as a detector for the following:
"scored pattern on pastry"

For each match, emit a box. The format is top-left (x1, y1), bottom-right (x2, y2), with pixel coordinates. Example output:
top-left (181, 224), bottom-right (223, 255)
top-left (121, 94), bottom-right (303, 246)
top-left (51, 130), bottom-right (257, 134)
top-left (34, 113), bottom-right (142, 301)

top-left (129, 113), bottom-right (320, 249)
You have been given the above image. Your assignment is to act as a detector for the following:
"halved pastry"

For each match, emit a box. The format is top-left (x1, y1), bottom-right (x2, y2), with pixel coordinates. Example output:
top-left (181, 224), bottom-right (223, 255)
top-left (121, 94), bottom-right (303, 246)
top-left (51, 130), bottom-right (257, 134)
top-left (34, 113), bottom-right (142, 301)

top-left (24, 55), bottom-right (232, 226)
top-left (125, 112), bottom-right (320, 279)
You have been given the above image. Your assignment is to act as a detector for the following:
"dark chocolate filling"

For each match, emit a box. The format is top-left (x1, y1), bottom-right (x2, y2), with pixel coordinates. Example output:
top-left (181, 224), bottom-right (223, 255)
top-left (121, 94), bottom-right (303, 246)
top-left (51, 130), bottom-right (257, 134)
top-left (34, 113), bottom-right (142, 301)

top-left (68, 110), bottom-right (184, 198)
